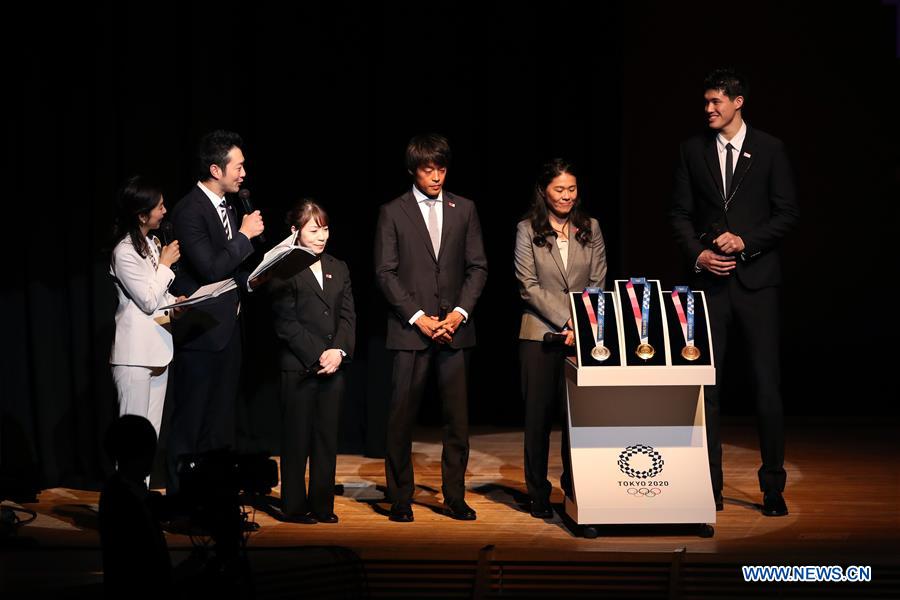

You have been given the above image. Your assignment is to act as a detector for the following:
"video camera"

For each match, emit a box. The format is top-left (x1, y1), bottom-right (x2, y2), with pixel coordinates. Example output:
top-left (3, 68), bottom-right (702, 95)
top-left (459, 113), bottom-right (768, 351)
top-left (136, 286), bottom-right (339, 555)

top-left (167, 449), bottom-right (278, 560)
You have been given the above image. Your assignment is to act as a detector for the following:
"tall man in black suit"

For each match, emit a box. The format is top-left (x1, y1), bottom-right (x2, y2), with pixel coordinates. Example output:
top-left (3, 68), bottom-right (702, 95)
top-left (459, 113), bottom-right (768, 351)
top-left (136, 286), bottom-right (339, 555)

top-left (670, 69), bottom-right (799, 517)
top-left (167, 130), bottom-right (265, 493)
top-left (374, 134), bottom-right (488, 522)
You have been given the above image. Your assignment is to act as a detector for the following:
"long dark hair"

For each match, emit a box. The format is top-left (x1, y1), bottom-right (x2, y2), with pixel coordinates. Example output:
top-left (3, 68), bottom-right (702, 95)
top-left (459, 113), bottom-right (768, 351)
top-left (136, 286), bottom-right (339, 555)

top-left (526, 158), bottom-right (592, 248)
top-left (113, 175), bottom-right (162, 258)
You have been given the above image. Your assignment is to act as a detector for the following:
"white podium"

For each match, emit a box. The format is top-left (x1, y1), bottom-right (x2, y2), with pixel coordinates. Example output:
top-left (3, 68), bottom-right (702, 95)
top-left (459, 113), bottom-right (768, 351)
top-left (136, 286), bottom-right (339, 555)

top-left (564, 281), bottom-right (716, 530)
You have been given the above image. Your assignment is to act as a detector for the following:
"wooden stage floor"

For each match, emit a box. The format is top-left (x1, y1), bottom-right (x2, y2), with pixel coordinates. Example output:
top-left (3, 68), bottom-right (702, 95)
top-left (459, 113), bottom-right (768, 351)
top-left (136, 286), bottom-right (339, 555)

top-left (3, 422), bottom-right (899, 597)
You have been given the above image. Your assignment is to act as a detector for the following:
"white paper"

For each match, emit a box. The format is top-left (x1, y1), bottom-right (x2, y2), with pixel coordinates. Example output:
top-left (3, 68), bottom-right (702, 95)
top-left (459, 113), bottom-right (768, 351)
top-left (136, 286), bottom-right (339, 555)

top-left (159, 278), bottom-right (238, 309)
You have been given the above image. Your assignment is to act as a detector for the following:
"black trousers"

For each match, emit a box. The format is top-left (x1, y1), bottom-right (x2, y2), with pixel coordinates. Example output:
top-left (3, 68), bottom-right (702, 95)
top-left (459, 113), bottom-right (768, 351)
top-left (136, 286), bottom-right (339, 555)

top-left (705, 277), bottom-right (786, 494)
top-left (166, 326), bottom-right (241, 494)
top-left (520, 340), bottom-right (573, 504)
top-left (385, 346), bottom-right (470, 506)
top-left (280, 370), bottom-right (344, 517)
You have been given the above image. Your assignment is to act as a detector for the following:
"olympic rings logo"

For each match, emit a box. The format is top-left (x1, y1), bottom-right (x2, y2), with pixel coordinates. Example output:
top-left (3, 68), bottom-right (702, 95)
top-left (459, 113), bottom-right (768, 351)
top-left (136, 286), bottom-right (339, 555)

top-left (627, 488), bottom-right (661, 497)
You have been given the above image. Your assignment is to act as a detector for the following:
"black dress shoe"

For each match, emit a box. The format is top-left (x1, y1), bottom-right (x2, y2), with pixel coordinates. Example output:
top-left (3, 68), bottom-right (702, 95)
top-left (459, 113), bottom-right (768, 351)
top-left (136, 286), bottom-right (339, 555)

top-left (762, 491), bottom-right (788, 517)
top-left (444, 500), bottom-right (476, 521)
top-left (389, 503), bottom-right (414, 522)
top-left (282, 512), bottom-right (317, 524)
top-left (714, 491), bottom-right (724, 511)
top-left (314, 513), bottom-right (339, 524)
top-left (529, 501), bottom-right (553, 519)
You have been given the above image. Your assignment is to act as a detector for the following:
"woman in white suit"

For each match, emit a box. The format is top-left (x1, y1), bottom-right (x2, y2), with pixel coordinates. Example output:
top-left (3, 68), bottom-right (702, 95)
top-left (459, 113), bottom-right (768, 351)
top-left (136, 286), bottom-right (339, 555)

top-left (110, 176), bottom-right (182, 437)
top-left (514, 159), bottom-right (607, 519)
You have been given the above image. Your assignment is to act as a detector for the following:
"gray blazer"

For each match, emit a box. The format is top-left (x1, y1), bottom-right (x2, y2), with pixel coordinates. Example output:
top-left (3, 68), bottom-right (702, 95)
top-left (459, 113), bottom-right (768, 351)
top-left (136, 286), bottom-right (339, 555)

top-left (515, 218), bottom-right (607, 341)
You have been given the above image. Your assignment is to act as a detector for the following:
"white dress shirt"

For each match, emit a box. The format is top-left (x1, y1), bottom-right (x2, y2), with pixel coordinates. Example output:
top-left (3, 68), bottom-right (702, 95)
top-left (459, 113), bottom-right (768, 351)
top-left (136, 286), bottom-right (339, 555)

top-left (413, 184), bottom-right (444, 232)
top-left (557, 236), bottom-right (569, 269)
top-left (309, 259), bottom-right (324, 289)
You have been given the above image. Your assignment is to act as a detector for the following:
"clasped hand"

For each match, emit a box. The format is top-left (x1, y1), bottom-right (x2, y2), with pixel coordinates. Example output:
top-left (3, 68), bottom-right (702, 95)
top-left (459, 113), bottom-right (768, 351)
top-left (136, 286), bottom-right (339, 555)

top-left (415, 311), bottom-right (464, 344)
top-left (317, 348), bottom-right (343, 375)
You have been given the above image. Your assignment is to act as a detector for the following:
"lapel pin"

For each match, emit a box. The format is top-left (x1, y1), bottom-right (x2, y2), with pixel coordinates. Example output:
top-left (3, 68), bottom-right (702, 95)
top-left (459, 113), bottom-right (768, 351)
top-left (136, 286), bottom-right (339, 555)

top-left (325, 273), bottom-right (332, 279)
top-left (448, 201), bottom-right (456, 208)
top-left (743, 152), bottom-right (751, 158)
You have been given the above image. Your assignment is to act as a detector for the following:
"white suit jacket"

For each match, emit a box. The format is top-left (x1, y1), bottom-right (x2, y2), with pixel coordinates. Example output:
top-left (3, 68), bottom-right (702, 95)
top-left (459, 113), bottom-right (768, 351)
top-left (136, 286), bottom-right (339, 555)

top-left (110, 236), bottom-right (176, 367)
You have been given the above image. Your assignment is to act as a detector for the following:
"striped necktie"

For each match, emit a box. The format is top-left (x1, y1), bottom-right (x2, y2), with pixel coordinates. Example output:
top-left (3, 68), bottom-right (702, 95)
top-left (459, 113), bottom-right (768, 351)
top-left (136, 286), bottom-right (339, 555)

top-left (218, 200), bottom-right (232, 240)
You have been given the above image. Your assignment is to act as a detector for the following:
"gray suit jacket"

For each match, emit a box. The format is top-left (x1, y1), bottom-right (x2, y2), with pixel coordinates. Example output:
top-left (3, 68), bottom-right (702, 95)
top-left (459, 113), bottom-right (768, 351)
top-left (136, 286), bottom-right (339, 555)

top-left (515, 218), bottom-right (607, 341)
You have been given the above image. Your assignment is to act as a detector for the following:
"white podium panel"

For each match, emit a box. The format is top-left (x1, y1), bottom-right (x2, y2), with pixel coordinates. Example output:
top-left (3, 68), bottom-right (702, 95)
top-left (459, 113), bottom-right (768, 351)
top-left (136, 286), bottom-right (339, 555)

top-left (565, 285), bottom-right (716, 527)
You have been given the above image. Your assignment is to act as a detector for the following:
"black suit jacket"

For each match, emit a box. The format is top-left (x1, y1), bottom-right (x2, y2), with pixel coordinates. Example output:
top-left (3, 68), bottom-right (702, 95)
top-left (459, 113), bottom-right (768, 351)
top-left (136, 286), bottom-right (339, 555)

top-left (270, 253), bottom-right (356, 373)
top-left (670, 126), bottom-right (799, 290)
top-left (374, 190), bottom-right (488, 350)
top-left (170, 185), bottom-right (255, 351)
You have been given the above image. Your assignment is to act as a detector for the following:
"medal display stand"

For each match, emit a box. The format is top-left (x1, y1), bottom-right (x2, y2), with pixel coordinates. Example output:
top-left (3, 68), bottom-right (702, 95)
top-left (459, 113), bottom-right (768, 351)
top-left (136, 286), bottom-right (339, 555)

top-left (564, 281), bottom-right (716, 536)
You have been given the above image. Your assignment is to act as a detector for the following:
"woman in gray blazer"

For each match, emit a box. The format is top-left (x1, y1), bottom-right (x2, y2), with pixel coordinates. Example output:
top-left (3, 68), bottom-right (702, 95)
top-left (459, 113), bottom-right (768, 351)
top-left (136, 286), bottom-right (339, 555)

top-left (514, 159), bottom-right (607, 518)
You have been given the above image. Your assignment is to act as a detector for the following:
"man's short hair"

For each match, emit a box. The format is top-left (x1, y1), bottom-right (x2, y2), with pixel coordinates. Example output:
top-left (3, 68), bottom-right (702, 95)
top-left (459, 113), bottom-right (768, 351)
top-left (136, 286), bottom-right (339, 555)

top-left (195, 129), bottom-right (243, 181)
top-left (703, 68), bottom-right (748, 101)
top-left (405, 133), bottom-right (452, 173)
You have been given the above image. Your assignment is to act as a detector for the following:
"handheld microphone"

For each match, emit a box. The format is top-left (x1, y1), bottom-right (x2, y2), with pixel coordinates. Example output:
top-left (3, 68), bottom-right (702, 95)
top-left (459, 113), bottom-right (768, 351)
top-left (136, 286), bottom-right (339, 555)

top-left (238, 188), bottom-right (266, 243)
top-left (160, 220), bottom-right (175, 244)
top-left (543, 332), bottom-right (569, 344)
top-left (160, 221), bottom-right (177, 272)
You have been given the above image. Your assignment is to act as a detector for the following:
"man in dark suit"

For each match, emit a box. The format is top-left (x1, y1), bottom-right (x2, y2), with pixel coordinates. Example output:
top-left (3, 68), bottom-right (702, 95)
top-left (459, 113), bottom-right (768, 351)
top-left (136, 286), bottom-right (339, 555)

top-left (167, 130), bottom-right (265, 493)
top-left (670, 68), bottom-right (799, 517)
top-left (374, 133), bottom-right (488, 522)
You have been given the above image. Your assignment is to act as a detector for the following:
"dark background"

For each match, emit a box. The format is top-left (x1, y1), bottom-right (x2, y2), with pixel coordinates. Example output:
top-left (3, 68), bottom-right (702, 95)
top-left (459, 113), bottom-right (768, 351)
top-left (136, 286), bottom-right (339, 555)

top-left (3, 1), bottom-right (897, 490)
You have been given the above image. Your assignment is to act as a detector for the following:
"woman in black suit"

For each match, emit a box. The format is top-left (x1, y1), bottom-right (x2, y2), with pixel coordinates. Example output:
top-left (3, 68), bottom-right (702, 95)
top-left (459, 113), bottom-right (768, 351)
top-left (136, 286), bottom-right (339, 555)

top-left (514, 159), bottom-right (607, 518)
top-left (270, 199), bottom-right (356, 523)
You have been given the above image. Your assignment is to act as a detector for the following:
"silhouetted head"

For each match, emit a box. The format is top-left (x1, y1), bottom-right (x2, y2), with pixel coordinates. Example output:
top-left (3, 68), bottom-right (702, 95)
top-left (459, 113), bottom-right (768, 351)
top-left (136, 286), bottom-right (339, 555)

top-left (105, 415), bottom-right (157, 481)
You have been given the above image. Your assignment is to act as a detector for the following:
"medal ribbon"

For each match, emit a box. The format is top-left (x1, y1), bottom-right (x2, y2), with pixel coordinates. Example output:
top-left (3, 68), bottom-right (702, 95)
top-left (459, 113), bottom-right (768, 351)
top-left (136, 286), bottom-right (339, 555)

top-left (671, 286), bottom-right (695, 348)
top-left (625, 278), bottom-right (651, 344)
top-left (581, 287), bottom-right (604, 347)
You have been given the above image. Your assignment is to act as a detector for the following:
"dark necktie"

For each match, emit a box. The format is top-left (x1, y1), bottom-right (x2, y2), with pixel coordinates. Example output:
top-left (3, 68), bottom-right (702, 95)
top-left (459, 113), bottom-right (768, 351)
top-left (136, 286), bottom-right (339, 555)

top-left (724, 143), bottom-right (734, 196)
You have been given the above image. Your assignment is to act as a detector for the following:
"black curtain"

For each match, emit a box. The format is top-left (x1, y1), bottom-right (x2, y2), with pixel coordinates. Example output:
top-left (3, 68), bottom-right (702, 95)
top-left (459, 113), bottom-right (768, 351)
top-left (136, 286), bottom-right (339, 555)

top-left (3, 1), bottom-right (624, 490)
top-left (4, 1), bottom-right (897, 491)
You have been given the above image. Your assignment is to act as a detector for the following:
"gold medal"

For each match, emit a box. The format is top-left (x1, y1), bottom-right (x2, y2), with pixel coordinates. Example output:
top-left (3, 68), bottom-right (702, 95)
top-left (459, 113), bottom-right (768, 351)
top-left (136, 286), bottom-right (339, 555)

top-left (591, 344), bottom-right (610, 361)
top-left (681, 345), bottom-right (700, 361)
top-left (635, 343), bottom-right (655, 360)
